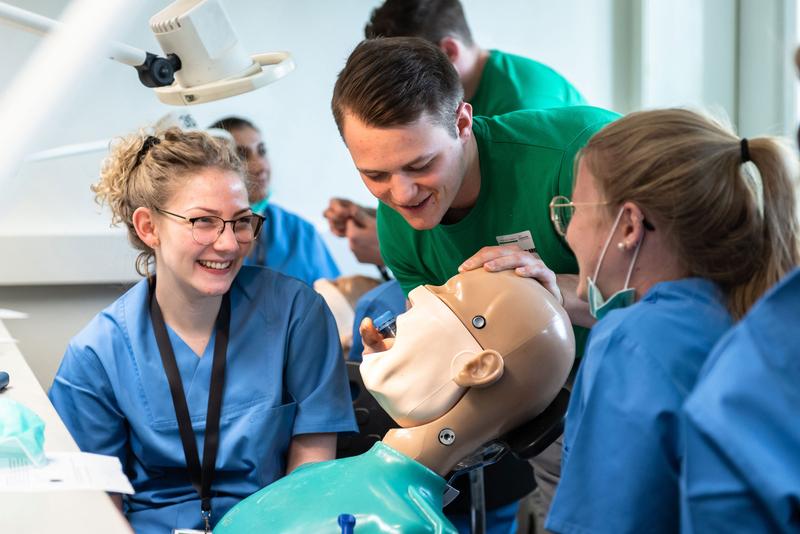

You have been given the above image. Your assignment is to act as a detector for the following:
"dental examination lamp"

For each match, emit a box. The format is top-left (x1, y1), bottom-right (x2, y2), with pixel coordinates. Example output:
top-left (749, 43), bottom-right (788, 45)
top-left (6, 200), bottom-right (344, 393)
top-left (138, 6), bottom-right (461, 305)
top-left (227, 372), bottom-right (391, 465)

top-left (0, 0), bottom-right (295, 106)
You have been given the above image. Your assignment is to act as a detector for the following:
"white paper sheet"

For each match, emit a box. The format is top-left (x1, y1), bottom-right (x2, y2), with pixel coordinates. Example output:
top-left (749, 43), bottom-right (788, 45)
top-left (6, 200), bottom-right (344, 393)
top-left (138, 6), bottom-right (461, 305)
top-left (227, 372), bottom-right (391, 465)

top-left (0, 452), bottom-right (134, 494)
top-left (0, 309), bottom-right (28, 320)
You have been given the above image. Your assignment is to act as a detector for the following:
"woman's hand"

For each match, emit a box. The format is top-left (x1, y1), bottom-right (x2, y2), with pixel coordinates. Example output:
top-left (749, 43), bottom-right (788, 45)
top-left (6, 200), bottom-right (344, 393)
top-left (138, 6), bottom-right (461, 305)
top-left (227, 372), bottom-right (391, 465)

top-left (458, 245), bottom-right (563, 304)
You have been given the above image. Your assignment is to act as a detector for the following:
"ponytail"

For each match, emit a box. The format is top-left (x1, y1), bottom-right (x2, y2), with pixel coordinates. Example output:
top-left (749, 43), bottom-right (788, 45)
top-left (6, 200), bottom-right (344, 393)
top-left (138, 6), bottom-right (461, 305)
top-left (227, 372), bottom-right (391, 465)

top-left (728, 137), bottom-right (800, 316)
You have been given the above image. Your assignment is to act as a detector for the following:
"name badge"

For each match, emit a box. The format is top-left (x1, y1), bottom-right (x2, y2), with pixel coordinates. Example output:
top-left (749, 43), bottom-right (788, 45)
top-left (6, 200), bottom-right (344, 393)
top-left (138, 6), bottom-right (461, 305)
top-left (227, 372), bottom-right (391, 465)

top-left (173, 529), bottom-right (206, 534)
top-left (496, 230), bottom-right (536, 254)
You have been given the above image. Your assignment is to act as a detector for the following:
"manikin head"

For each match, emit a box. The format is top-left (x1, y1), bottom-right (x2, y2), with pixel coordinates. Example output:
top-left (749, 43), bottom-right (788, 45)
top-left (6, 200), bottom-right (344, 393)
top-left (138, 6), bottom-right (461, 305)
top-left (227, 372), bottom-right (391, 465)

top-left (360, 269), bottom-right (575, 475)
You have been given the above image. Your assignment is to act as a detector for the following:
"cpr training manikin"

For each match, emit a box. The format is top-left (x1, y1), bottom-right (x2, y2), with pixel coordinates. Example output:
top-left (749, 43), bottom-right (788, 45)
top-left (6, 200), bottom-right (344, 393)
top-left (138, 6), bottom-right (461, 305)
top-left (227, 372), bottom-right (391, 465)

top-left (215, 269), bottom-right (575, 533)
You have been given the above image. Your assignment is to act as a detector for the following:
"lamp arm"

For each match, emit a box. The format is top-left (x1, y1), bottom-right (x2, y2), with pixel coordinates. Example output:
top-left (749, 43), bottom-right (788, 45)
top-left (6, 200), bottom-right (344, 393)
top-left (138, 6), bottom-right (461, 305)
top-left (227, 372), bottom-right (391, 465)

top-left (0, 2), bottom-right (169, 72)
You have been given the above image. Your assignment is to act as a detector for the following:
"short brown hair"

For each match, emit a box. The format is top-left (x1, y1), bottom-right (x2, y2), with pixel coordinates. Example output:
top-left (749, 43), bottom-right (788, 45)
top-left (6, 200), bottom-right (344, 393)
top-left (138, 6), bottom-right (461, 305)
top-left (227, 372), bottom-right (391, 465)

top-left (331, 37), bottom-right (463, 137)
top-left (582, 108), bottom-right (800, 319)
top-left (365, 0), bottom-right (474, 46)
top-left (93, 128), bottom-right (245, 275)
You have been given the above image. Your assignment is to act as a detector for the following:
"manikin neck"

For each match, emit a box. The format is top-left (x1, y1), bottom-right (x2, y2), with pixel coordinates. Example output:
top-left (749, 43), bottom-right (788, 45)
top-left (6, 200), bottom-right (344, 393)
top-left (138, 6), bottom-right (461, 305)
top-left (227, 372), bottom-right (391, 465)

top-left (382, 412), bottom-right (490, 477)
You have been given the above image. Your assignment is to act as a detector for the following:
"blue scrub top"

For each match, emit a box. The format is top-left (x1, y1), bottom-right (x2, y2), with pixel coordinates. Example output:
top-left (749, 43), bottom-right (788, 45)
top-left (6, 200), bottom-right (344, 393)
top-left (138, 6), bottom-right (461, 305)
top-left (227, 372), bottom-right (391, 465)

top-left (348, 280), bottom-right (406, 362)
top-left (245, 203), bottom-right (340, 286)
top-left (49, 266), bottom-right (357, 533)
top-left (681, 268), bottom-right (800, 533)
top-left (547, 278), bottom-right (733, 534)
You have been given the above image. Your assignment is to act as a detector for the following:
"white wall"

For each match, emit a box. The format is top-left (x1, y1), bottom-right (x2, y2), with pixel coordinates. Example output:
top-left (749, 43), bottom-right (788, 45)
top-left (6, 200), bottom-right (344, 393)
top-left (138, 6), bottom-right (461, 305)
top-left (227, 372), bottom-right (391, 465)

top-left (0, 0), bottom-right (618, 387)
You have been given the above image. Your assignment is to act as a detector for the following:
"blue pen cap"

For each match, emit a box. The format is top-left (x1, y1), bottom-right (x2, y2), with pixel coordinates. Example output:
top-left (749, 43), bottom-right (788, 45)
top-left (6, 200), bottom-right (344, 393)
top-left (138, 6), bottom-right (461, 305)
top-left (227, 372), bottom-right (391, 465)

top-left (373, 311), bottom-right (397, 338)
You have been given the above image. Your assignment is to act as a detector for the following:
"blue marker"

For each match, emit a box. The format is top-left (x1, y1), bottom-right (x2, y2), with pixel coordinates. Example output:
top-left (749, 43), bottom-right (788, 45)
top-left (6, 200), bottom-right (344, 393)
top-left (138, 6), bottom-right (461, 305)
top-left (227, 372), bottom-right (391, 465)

top-left (0, 371), bottom-right (9, 391)
top-left (337, 513), bottom-right (356, 534)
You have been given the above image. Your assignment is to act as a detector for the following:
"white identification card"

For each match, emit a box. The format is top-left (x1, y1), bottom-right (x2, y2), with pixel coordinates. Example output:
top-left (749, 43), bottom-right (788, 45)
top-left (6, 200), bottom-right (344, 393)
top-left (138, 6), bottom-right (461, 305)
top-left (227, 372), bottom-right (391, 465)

top-left (496, 230), bottom-right (536, 253)
top-left (173, 529), bottom-right (206, 534)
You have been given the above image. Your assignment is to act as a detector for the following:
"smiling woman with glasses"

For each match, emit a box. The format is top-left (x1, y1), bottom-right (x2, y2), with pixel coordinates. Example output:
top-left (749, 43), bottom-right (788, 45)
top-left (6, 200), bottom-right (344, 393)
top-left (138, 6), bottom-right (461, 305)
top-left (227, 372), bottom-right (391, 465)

top-left (546, 108), bottom-right (800, 534)
top-left (48, 128), bottom-right (356, 533)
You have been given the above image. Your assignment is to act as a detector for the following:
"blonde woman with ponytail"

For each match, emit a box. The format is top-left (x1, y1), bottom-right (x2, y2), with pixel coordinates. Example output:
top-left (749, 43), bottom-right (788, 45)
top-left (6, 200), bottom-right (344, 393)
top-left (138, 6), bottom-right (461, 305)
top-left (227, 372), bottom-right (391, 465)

top-left (544, 109), bottom-right (799, 534)
top-left (48, 128), bottom-right (356, 533)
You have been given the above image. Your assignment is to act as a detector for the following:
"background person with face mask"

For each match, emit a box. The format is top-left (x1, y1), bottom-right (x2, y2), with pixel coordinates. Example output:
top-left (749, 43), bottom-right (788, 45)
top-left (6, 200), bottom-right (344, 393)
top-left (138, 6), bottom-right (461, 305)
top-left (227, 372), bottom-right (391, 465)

top-left (210, 117), bottom-right (340, 286)
top-left (543, 108), bottom-right (799, 534)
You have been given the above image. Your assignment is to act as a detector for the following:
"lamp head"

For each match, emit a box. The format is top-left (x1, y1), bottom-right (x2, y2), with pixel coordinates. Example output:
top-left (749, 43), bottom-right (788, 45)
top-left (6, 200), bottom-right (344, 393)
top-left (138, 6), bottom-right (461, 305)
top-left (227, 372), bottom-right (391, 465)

top-left (148, 0), bottom-right (294, 105)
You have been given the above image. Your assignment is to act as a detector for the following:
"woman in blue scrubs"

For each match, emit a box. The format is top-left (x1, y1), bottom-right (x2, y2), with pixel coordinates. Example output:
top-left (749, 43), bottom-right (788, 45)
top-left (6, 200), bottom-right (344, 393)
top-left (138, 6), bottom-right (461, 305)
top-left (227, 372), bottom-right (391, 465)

top-left (49, 129), bottom-right (356, 533)
top-left (543, 109), bottom-right (799, 533)
top-left (681, 267), bottom-right (800, 533)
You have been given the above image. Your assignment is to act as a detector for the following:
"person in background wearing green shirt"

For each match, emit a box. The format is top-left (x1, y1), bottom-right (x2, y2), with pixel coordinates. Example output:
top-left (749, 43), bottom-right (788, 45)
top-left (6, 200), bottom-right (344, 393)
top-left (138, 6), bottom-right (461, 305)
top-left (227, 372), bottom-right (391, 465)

top-left (331, 37), bottom-right (618, 532)
top-left (324, 0), bottom-right (586, 266)
top-left (365, 0), bottom-right (586, 116)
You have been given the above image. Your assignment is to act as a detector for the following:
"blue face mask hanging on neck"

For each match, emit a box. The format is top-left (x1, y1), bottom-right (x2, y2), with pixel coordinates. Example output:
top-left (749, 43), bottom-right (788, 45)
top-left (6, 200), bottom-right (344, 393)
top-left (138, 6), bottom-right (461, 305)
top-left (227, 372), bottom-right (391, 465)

top-left (250, 191), bottom-right (271, 215)
top-left (587, 207), bottom-right (643, 320)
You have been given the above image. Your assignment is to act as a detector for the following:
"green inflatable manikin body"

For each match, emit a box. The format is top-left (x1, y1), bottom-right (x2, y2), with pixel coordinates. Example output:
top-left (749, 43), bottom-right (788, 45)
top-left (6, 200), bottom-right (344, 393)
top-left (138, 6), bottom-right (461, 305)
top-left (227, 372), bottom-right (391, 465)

top-left (215, 441), bottom-right (458, 533)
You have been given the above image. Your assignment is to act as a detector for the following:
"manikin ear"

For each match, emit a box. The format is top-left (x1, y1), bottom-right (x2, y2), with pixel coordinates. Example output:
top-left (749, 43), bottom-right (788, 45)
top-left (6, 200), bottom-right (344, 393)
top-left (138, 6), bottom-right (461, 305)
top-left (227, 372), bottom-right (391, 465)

top-left (132, 206), bottom-right (160, 249)
top-left (619, 201), bottom-right (646, 251)
top-left (453, 349), bottom-right (504, 388)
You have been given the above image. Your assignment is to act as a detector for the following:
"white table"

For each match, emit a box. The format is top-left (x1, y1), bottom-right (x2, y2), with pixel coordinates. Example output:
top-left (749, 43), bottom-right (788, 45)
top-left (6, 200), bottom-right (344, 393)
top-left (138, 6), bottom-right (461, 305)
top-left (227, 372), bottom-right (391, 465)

top-left (0, 319), bottom-right (132, 533)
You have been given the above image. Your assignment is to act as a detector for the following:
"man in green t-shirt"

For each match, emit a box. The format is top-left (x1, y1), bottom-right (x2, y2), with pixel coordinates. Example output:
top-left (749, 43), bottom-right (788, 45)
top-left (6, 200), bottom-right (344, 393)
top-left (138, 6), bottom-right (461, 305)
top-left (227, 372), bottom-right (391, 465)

top-left (331, 36), bottom-right (618, 528)
top-left (324, 0), bottom-right (586, 263)
top-left (332, 37), bottom-right (616, 345)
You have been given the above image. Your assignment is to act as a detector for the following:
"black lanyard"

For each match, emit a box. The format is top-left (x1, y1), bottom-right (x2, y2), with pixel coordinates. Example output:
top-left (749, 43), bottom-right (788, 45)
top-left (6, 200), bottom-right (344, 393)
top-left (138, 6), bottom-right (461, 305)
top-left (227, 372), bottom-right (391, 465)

top-left (149, 279), bottom-right (231, 532)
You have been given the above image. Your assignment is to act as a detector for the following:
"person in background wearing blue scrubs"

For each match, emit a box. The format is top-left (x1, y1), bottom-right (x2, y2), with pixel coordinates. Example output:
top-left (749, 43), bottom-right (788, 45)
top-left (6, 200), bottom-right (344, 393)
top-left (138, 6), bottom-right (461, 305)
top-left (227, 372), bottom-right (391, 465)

top-left (537, 108), bottom-right (799, 533)
top-left (681, 266), bottom-right (800, 533)
top-left (210, 117), bottom-right (340, 286)
top-left (49, 128), bottom-right (356, 533)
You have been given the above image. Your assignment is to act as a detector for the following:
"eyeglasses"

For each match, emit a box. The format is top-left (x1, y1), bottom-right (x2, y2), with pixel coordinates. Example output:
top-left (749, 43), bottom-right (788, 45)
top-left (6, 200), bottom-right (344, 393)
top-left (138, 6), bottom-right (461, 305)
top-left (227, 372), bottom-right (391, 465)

top-left (549, 195), bottom-right (656, 237)
top-left (549, 196), bottom-right (610, 237)
top-left (156, 208), bottom-right (265, 245)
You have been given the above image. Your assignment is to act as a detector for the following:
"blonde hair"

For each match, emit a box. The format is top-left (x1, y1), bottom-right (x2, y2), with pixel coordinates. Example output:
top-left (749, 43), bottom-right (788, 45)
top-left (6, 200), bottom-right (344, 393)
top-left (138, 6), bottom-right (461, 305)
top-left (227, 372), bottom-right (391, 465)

top-left (582, 108), bottom-right (800, 319)
top-left (93, 128), bottom-right (245, 276)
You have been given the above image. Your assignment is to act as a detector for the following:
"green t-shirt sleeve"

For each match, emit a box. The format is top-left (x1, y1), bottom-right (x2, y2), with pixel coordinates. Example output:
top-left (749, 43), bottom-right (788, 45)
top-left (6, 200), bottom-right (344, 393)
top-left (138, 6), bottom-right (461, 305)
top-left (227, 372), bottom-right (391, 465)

top-left (377, 203), bottom-right (427, 296)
